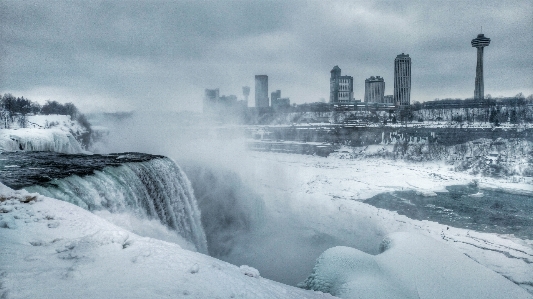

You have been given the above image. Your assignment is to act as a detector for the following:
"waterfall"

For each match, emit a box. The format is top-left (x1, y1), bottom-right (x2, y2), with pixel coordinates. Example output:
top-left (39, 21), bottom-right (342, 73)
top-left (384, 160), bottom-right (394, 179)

top-left (25, 157), bottom-right (208, 253)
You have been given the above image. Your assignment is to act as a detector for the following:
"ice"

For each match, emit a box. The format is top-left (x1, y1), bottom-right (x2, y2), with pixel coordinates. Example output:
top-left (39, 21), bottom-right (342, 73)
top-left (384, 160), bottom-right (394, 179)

top-left (301, 232), bottom-right (532, 299)
top-left (25, 157), bottom-right (208, 254)
top-left (240, 265), bottom-right (261, 278)
top-left (214, 151), bottom-right (533, 292)
top-left (0, 183), bottom-right (335, 299)
top-left (0, 114), bottom-right (88, 154)
top-left (3, 109), bottom-right (532, 297)
top-left (0, 128), bottom-right (85, 153)
top-left (0, 214), bottom-right (17, 229)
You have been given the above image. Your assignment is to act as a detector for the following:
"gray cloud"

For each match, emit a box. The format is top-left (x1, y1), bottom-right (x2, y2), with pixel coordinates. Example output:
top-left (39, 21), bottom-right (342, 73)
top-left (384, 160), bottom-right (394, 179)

top-left (1, 0), bottom-right (532, 112)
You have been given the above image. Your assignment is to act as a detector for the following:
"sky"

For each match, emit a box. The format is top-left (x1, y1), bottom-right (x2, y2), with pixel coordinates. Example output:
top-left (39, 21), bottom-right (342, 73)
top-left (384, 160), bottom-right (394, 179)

top-left (1, 0), bottom-right (532, 113)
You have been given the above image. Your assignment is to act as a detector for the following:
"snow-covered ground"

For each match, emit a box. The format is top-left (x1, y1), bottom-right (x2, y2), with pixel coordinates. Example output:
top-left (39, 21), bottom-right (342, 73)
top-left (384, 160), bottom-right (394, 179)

top-left (224, 151), bottom-right (533, 295)
top-left (2, 154), bottom-right (532, 298)
top-left (0, 115), bottom-right (87, 154)
top-left (0, 184), bottom-right (335, 299)
top-left (2, 111), bottom-right (531, 297)
top-left (90, 114), bottom-right (532, 296)
top-left (301, 232), bottom-right (530, 299)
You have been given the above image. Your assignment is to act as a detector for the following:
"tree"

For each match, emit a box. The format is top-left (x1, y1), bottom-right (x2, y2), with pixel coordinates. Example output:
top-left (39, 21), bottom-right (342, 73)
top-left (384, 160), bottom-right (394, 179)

top-left (412, 101), bottom-right (422, 111)
top-left (489, 108), bottom-right (498, 123)
top-left (510, 109), bottom-right (518, 124)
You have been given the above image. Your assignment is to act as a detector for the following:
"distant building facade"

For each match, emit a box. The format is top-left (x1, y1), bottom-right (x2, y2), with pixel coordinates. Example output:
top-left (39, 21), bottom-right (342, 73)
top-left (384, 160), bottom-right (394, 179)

top-left (203, 88), bottom-right (247, 119)
top-left (273, 98), bottom-right (290, 110)
top-left (383, 95), bottom-right (394, 104)
top-left (242, 86), bottom-right (250, 105)
top-left (271, 90), bottom-right (281, 105)
top-left (203, 88), bottom-right (220, 113)
top-left (255, 75), bottom-right (269, 107)
top-left (364, 76), bottom-right (385, 103)
top-left (270, 90), bottom-right (290, 110)
top-left (394, 53), bottom-right (411, 106)
top-left (329, 65), bottom-right (354, 103)
top-left (219, 95), bottom-right (237, 105)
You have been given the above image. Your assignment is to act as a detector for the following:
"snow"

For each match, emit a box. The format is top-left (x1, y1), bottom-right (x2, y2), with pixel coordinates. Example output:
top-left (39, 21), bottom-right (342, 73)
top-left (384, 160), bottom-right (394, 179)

top-left (26, 114), bottom-right (86, 133)
top-left (3, 175), bottom-right (530, 298)
top-left (0, 115), bottom-right (88, 154)
top-left (2, 112), bottom-right (532, 298)
top-left (301, 232), bottom-right (532, 299)
top-left (227, 151), bottom-right (533, 293)
top-left (0, 183), bottom-right (335, 299)
top-left (0, 128), bottom-right (85, 153)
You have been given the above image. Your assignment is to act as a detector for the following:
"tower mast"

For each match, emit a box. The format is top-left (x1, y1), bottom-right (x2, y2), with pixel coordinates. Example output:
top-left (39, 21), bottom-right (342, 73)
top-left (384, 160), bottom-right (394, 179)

top-left (471, 33), bottom-right (490, 100)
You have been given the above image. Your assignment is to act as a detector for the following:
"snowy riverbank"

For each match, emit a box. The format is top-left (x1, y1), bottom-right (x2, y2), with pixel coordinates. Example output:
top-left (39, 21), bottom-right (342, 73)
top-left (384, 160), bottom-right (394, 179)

top-left (0, 184), bottom-right (335, 299)
top-left (1, 131), bottom-right (531, 297)
top-left (228, 151), bottom-right (533, 294)
top-left (0, 115), bottom-right (89, 154)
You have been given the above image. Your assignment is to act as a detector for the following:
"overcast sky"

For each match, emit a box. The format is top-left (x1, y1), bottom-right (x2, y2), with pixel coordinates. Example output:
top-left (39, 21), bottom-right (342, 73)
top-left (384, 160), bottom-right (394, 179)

top-left (1, 0), bottom-right (532, 113)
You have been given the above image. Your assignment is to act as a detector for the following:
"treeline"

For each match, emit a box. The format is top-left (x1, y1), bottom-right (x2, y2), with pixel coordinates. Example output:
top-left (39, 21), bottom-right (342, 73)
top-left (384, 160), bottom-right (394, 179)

top-left (1, 93), bottom-right (92, 146)
top-left (0, 95), bottom-right (40, 116)
top-left (409, 94), bottom-right (533, 125)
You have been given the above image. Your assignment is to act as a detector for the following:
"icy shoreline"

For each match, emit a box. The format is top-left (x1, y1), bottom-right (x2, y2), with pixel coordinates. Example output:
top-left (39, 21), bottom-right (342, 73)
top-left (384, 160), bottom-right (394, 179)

top-left (1, 130), bottom-right (531, 297)
top-left (0, 184), bottom-right (335, 299)
top-left (0, 115), bottom-right (90, 154)
top-left (236, 151), bottom-right (533, 294)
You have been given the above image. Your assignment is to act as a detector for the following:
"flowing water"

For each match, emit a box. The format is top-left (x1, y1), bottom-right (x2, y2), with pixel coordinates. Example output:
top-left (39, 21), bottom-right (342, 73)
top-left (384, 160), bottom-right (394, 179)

top-left (365, 185), bottom-right (533, 240)
top-left (0, 151), bottom-right (207, 253)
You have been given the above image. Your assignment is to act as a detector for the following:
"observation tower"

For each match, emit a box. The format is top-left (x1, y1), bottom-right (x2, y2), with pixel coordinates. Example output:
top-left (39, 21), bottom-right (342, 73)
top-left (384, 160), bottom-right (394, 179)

top-left (471, 33), bottom-right (490, 100)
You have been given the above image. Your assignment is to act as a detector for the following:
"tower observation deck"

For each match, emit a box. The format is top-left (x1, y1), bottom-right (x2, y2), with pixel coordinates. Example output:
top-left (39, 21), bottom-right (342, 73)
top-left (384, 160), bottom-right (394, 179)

top-left (471, 33), bottom-right (490, 100)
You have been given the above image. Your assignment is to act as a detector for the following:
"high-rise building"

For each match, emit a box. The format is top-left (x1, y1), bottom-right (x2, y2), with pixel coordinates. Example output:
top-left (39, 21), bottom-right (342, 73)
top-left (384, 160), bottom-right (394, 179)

top-left (271, 90), bottom-right (281, 105)
top-left (270, 89), bottom-right (290, 110)
top-left (203, 88), bottom-right (220, 113)
top-left (394, 53), bottom-right (411, 106)
top-left (203, 88), bottom-right (245, 117)
top-left (255, 75), bottom-right (269, 107)
top-left (471, 33), bottom-right (490, 100)
top-left (276, 98), bottom-right (290, 109)
top-left (329, 65), bottom-right (353, 103)
top-left (364, 76), bottom-right (385, 103)
top-left (242, 86), bottom-right (250, 106)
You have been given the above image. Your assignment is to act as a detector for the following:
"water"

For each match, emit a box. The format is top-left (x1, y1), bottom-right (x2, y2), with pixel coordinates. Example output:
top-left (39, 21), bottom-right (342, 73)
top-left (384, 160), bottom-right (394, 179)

top-left (0, 151), bottom-right (208, 253)
top-left (365, 185), bottom-right (533, 240)
top-left (0, 151), bottom-right (164, 189)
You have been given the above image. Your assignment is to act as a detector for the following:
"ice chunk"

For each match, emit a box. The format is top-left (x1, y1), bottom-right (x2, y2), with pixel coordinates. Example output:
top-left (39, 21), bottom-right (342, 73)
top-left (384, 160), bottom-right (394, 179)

top-left (301, 232), bottom-right (532, 299)
top-left (0, 214), bottom-right (17, 229)
top-left (239, 265), bottom-right (260, 278)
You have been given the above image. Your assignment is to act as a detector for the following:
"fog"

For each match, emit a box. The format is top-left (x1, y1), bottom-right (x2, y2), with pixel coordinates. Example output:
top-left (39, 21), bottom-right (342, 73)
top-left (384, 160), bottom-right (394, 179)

top-left (91, 112), bottom-right (386, 285)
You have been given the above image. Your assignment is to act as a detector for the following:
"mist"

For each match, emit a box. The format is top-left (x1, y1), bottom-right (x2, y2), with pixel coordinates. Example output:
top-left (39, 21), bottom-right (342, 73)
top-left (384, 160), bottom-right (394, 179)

top-left (90, 111), bottom-right (387, 285)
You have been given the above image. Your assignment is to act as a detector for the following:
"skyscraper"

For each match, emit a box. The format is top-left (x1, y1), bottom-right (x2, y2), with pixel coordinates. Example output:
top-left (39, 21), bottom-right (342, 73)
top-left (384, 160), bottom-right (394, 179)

top-left (364, 76), bottom-right (385, 103)
top-left (242, 86), bottom-right (250, 106)
top-left (203, 88), bottom-right (219, 113)
top-left (471, 33), bottom-right (490, 100)
top-left (394, 53), bottom-right (411, 106)
top-left (329, 65), bottom-right (353, 103)
top-left (255, 75), bottom-right (269, 107)
top-left (271, 90), bottom-right (281, 106)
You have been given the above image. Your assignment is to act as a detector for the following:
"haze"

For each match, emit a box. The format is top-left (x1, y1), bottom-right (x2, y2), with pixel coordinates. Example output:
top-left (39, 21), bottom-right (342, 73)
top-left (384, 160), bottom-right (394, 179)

top-left (1, 0), bottom-right (532, 113)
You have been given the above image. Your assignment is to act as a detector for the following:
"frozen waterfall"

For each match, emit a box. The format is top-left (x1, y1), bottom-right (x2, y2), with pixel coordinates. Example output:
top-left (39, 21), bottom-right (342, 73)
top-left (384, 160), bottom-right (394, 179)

top-left (0, 129), bottom-right (85, 154)
top-left (25, 157), bottom-right (208, 253)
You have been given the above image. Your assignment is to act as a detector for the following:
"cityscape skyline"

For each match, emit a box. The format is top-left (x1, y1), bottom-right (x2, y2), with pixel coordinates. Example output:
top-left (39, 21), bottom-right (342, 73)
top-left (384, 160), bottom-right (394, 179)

top-left (1, 1), bottom-right (531, 113)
